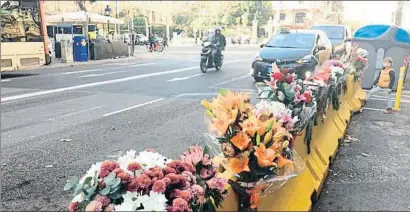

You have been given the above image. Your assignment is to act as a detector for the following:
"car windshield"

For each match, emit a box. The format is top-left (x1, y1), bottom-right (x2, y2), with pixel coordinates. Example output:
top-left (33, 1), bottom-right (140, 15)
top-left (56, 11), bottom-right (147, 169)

top-left (311, 26), bottom-right (344, 39)
top-left (265, 33), bottom-right (315, 49)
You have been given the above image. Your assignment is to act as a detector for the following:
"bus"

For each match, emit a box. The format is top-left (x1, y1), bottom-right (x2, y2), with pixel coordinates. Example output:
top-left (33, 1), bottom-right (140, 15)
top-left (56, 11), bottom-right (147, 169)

top-left (1, 0), bottom-right (50, 72)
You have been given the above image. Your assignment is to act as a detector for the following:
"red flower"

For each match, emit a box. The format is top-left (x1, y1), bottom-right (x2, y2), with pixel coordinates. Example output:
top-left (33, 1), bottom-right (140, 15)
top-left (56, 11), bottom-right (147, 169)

top-left (162, 177), bottom-right (171, 185)
top-left (302, 91), bottom-right (312, 103)
top-left (137, 174), bottom-right (152, 189)
top-left (271, 72), bottom-right (285, 82)
top-left (117, 172), bottom-right (132, 183)
top-left (127, 162), bottom-right (141, 172)
top-left (68, 202), bottom-right (78, 212)
top-left (162, 167), bottom-right (177, 175)
top-left (170, 198), bottom-right (190, 212)
top-left (113, 168), bottom-right (123, 175)
top-left (100, 161), bottom-right (119, 178)
top-left (127, 177), bottom-right (138, 192)
top-left (286, 75), bottom-right (294, 83)
top-left (145, 148), bottom-right (156, 153)
top-left (152, 180), bottom-right (166, 193)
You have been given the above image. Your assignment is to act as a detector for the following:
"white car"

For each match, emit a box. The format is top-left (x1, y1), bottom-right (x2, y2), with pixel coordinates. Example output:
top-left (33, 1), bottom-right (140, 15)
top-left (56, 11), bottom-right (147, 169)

top-left (135, 34), bottom-right (149, 45)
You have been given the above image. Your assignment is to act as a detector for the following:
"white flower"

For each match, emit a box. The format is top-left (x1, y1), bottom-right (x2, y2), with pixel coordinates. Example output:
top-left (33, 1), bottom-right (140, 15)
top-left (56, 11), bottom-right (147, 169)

top-left (117, 150), bottom-right (137, 175)
top-left (71, 192), bottom-right (85, 203)
top-left (115, 191), bottom-right (148, 211)
top-left (277, 91), bottom-right (285, 102)
top-left (135, 151), bottom-right (171, 170)
top-left (79, 162), bottom-right (101, 186)
top-left (138, 191), bottom-right (168, 211)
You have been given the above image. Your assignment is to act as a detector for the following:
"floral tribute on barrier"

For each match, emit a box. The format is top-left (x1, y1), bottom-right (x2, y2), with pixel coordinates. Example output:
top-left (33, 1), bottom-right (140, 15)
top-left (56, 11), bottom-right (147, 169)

top-left (64, 147), bottom-right (228, 212)
top-left (201, 90), bottom-right (304, 211)
top-left (348, 43), bottom-right (369, 82)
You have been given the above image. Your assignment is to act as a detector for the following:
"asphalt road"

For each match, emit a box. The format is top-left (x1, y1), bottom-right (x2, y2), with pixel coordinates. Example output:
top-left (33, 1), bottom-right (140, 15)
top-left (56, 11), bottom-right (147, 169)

top-left (1, 45), bottom-right (261, 210)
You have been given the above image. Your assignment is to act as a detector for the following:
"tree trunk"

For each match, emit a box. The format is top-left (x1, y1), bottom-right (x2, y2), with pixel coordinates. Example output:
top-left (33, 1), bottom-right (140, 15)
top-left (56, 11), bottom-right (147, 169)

top-left (395, 1), bottom-right (404, 26)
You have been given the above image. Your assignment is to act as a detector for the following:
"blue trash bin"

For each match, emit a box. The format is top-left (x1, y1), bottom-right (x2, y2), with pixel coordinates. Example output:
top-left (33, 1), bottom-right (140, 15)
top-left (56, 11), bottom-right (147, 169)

top-left (73, 36), bottom-right (89, 62)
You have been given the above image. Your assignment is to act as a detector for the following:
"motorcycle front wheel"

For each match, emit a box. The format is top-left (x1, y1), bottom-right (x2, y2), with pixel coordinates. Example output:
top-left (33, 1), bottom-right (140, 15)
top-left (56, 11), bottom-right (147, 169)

top-left (200, 58), bottom-right (208, 73)
top-left (158, 45), bottom-right (164, 52)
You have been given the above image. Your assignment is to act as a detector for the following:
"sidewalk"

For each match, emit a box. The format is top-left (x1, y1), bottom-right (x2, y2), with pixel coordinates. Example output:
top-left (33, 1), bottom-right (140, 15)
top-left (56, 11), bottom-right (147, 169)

top-left (313, 74), bottom-right (410, 210)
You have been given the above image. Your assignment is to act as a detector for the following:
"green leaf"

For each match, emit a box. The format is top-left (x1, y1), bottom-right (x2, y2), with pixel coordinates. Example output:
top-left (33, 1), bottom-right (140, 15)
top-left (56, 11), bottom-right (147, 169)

top-left (256, 134), bottom-right (261, 145)
top-left (205, 110), bottom-right (215, 118)
top-left (110, 178), bottom-right (121, 188)
top-left (219, 88), bottom-right (225, 96)
top-left (86, 186), bottom-right (96, 196)
top-left (63, 182), bottom-right (74, 191)
top-left (99, 187), bottom-right (111, 196)
top-left (83, 176), bottom-right (93, 185)
top-left (109, 191), bottom-right (123, 200)
top-left (73, 183), bottom-right (83, 196)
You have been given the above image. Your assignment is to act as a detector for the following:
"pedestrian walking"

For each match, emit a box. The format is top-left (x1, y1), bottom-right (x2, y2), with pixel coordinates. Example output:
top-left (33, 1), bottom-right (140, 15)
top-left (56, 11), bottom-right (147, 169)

top-left (362, 57), bottom-right (396, 114)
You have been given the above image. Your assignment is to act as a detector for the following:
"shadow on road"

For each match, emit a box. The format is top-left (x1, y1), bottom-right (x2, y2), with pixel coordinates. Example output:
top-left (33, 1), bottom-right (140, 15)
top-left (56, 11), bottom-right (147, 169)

top-left (1, 73), bottom-right (39, 79)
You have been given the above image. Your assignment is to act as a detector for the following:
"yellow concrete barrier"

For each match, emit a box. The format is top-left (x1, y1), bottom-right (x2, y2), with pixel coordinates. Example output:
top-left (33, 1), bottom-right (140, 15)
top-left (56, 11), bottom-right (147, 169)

top-left (217, 75), bottom-right (366, 211)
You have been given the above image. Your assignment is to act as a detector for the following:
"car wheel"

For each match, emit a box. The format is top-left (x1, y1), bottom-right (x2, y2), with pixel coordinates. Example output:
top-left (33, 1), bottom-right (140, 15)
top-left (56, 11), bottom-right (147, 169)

top-left (254, 76), bottom-right (263, 82)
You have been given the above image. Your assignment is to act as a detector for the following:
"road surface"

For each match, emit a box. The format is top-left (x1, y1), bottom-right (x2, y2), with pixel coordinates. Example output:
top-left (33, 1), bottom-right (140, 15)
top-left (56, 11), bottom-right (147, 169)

top-left (1, 45), bottom-right (260, 210)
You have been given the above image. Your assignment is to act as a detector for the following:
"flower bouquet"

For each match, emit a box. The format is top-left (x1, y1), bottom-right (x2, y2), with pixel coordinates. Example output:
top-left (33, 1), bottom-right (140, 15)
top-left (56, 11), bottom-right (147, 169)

top-left (201, 89), bottom-right (304, 211)
top-left (64, 147), bottom-right (228, 212)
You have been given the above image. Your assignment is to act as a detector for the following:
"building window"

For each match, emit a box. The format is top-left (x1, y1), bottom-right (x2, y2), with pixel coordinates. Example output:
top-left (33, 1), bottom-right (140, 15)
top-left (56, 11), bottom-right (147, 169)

top-left (295, 12), bottom-right (306, 24)
top-left (280, 13), bottom-right (286, 20)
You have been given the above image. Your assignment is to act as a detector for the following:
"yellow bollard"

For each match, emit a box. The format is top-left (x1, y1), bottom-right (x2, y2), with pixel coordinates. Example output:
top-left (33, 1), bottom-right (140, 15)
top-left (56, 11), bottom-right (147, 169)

top-left (393, 66), bottom-right (406, 111)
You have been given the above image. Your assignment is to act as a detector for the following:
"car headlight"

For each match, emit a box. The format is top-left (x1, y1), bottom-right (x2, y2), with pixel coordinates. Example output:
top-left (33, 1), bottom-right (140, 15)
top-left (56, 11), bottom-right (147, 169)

top-left (255, 52), bottom-right (263, 61)
top-left (297, 55), bottom-right (312, 64)
top-left (305, 70), bottom-right (313, 79)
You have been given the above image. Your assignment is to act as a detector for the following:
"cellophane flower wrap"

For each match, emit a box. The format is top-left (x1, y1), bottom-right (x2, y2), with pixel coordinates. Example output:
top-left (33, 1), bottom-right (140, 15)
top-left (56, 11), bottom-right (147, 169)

top-left (64, 147), bottom-right (228, 212)
top-left (349, 47), bottom-right (369, 82)
top-left (201, 89), bottom-right (304, 209)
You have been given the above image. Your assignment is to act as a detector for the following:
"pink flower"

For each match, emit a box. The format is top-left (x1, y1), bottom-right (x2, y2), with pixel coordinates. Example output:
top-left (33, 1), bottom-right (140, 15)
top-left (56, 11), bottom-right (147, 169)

top-left (85, 200), bottom-right (103, 212)
top-left (271, 72), bottom-right (285, 82)
top-left (165, 173), bottom-right (181, 185)
top-left (281, 114), bottom-right (293, 124)
top-left (152, 180), bottom-right (166, 193)
top-left (265, 79), bottom-right (277, 90)
top-left (171, 190), bottom-right (193, 201)
top-left (136, 174), bottom-right (152, 189)
top-left (68, 202), bottom-right (78, 212)
top-left (181, 171), bottom-right (196, 184)
top-left (302, 91), bottom-right (312, 103)
top-left (206, 178), bottom-right (227, 191)
top-left (145, 148), bottom-right (156, 152)
top-left (117, 172), bottom-right (132, 183)
top-left (294, 91), bottom-right (306, 103)
top-left (190, 184), bottom-right (204, 196)
top-left (167, 160), bottom-right (189, 174)
top-left (163, 167), bottom-right (177, 175)
top-left (127, 162), bottom-right (142, 172)
top-left (162, 177), bottom-right (171, 185)
top-left (127, 177), bottom-right (138, 192)
top-left (200, 168), bottom-right (216, 179)
top-left (103, 204), bottom-right (115, 212)
top-left (168, 198), bottom-right (191, 212)
top-left (180, 146), bottom-right (203, 166)
top-left (94, 195), bottom-right (110, 206)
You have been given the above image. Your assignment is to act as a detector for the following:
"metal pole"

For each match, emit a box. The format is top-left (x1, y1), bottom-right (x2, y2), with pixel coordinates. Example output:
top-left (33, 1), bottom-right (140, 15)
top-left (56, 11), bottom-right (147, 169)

top-left (85, 11), bottom-right (90, 61)
top-left (393, 66), bottom-right (406, 111)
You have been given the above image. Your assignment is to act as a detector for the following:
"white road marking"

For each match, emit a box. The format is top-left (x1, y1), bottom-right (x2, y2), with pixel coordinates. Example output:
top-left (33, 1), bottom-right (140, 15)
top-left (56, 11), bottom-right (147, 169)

top-left (77, 71), bottom-right (128, 78)
top-left (61, 69), bottom-right (103, 75)
top-left (362, 107), bottom-right (387, 112)
top-left (47, 106), bottom-right (103, 121)
top-left (209, 74), bottom-right (251, 87)
top-left (167, 73), bottom-right (203, 82)
top-left (102, 98), bottom-right (164, 117)
top-left (175, 93), bottom-right (219, 98)
top-left (129, 62), bottom-right (157, 67)
top-left (370, 97), bottom-right (410, 104)
top-left (1, 79), bottom-right (12, 82)
top-left (210, 87), bottom-right (255, 92)
top-left (1, 60), bottom-right (243, 103)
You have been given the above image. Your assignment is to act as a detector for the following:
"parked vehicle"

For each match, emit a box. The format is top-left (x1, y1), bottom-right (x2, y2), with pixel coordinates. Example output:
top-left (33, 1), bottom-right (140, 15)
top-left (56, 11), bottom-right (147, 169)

top-left (310, 24), bottom-right (352, 58)
top-left (200, 41), bottom-right (224, 73)
top-left (135, 34), bottom-right (149, 45)
top-left (252, 28), bottom-right (332, 82)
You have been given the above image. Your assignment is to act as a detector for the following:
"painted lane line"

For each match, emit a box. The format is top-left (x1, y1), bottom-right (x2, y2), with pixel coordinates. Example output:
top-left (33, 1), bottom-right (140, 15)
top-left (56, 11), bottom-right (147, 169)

top-left (1, 79), bottom-right (12, 82)
top-left (363, 107), bottom-right (386, 112)
top-left (210, 87), bottom-right (255, 92)
top-left (129, 62), bottom-right (158, 67)
top-left (77, 71), bottom-right (128, 79)
top-left (209, 74), bottom-right (251, 87)
top-left (167, 73), bottom-right (203, 82)
top-left (175, 93), bottom-right (219, 98)
top-left (370, 97), bottom-right (410, 104)
top-left (47, 106), bottom-right (103, 121)
top-left (61, 69), bottom-right (103, 75)
top-left (1, 60), bottom-right (243, 103)
top-left (102, 98), bottom-right (164, 117)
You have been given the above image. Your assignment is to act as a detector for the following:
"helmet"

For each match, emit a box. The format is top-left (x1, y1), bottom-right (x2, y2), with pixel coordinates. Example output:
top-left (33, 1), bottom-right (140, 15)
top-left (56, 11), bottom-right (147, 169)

top-left (357, 48), bottom-right (369, 58)
top-left (215, 26), bottom-right (222, 32)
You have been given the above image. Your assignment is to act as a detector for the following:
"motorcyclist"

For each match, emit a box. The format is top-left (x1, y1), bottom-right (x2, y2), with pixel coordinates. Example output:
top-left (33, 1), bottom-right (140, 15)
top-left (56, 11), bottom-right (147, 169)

top-left (212, 26), bottom-right (226, 64)
top-left (149, 33), bottom-right (157, 51)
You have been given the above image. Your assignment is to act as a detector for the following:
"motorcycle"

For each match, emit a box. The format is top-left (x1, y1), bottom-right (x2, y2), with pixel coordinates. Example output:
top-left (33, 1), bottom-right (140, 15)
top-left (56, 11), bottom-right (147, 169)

top-left (200, 41), bottom-right (224, 73)
top-left (146, 41), bottom-right (164, 52)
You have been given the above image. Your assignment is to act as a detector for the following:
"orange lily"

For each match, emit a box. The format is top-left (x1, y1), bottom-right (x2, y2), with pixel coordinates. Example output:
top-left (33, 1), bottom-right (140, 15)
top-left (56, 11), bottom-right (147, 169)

top-left (220, 90), bottom-right (238, 109)
top-left (229, 156), bottom-right (250, 174)
top-left (250, 188), bottom-right (260, 209)
top-left (277, 154), bottom-right (293, 168)
top-left (240, 115), bottom-right (260, 137)
top-left (212, 109), bottom-right (234, 137)
top-left (254, 144), bottom-right (277, 167)
top-left (230, 132), bottom-right (251, 150)
top-left (257, 119), bottom-right (269, 135)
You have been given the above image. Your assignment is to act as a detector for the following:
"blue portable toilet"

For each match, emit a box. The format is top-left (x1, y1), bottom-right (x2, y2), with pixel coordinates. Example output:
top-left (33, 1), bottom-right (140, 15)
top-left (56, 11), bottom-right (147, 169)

top-left (352, 24), bottom-right (410, 90)
top-left (73, 36), bottom-right (89, 62)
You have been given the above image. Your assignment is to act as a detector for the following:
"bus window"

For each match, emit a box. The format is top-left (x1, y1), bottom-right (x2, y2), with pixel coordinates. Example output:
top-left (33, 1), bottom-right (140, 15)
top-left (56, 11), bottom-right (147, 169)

top-left (88, 25), bottom-right (97, 32)
top-left (1, 0), bottom-right (42, 42)
top-left (56, 26), bottom-right (72, 34)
